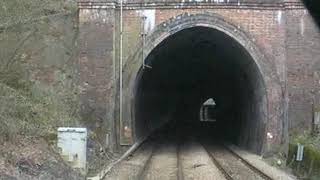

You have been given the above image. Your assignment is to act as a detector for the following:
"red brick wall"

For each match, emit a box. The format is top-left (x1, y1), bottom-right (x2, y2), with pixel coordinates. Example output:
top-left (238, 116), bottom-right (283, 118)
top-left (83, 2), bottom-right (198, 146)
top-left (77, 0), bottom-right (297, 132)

top-left (78, 1), bottom-right (320, 150)
top-left (286, 9), bottom-right (320, 134)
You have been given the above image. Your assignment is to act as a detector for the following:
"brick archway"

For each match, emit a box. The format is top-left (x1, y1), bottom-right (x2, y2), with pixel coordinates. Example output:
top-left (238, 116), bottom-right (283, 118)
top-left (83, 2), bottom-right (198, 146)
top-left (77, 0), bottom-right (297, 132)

top-left (121, 13), bottom-right (285, 154)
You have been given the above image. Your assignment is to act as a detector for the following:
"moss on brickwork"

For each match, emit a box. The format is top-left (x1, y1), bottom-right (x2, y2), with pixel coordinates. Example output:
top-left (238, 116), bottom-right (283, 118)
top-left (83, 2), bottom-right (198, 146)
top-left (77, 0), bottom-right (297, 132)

top-left (288, 134), bottom-right (320, 179)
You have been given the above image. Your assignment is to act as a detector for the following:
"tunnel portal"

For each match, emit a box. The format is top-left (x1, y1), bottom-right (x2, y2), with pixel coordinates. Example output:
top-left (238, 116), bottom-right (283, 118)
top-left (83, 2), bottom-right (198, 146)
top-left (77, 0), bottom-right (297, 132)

top-left (134, 27), bottom-right (267, 154)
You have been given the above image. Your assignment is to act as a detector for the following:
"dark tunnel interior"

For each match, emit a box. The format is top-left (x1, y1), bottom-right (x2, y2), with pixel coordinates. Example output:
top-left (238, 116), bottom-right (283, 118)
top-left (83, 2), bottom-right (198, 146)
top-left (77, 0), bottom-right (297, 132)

top-left (134, 27), bottom-right (268, 154)
top-left (303, 0), bottom-right (320, 26)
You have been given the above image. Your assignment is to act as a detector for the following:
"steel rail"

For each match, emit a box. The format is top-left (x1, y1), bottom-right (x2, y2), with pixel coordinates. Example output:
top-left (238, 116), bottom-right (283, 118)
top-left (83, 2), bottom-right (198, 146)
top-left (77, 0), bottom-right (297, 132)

top-left (222, 145), bottom-right (273, 180)
top-left (137, 145), bottom-right (155, 180)
top-left (201, 143), bottom-right (234, 180)
top-left (177, 139), bottom-right (184, 180)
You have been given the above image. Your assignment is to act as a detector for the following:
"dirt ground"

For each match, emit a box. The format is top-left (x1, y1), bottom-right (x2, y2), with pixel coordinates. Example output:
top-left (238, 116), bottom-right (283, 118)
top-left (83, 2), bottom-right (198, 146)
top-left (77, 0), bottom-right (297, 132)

top-left (0, 136), bottom-right (84, 180)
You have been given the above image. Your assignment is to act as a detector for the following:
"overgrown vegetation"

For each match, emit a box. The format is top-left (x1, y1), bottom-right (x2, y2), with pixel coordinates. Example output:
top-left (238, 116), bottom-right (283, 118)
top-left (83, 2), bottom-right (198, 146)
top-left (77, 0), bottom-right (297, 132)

top-left (288, 133), bottom-right (320, 180)
top-left (0, 0), bottom-right (77, 28)
top-left (292, 132), bottom-right (320, 150)
top-left (0, 0), bottom-right (79, 142)
top-left (0, 82), bottom-right (79, 141)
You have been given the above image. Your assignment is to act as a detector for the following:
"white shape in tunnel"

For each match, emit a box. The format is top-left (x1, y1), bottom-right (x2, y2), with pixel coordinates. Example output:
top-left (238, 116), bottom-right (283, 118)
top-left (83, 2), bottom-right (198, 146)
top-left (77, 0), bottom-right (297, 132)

top-left (267, 132), bottom-right (273, 139)
top-left (203, 98), bottom-right (216, 106)
top-left (200, 98), bottom-right (217, 122)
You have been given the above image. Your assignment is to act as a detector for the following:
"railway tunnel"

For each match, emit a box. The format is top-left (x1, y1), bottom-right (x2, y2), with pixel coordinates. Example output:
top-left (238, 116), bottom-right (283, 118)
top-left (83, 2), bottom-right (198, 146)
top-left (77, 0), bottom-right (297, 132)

top-left (133, 26), bottom-right (268, 154)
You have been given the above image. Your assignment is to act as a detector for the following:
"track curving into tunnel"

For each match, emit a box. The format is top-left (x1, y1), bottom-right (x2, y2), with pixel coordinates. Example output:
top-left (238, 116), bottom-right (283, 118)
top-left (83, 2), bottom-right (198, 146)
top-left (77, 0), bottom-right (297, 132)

top-left (134, 26), bottom-right (268, 154)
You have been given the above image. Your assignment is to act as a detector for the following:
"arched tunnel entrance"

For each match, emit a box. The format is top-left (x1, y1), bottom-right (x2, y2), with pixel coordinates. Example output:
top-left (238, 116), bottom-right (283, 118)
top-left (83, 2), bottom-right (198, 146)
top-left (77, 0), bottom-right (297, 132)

top-left (133, 26), bottom-right (268, 154)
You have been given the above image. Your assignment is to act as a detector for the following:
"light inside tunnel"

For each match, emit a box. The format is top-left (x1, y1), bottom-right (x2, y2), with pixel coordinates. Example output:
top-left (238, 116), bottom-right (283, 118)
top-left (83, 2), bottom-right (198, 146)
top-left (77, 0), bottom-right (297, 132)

top-left (134, 27), bottom-right (267, 154)
top-left (200, 98), bottom-right (217, 122)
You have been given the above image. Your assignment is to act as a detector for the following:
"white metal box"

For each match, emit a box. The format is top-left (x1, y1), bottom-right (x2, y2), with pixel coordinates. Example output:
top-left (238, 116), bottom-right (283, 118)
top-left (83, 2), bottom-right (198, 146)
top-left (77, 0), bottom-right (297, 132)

top-left (57, 127), bottom-right (87, 174)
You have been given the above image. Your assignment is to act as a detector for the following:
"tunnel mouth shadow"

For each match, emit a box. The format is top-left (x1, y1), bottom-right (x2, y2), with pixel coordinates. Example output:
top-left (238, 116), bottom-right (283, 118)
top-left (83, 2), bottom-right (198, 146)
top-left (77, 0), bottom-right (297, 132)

top-left (303, 0), bottom-right (320, 26)
top-left (133, 26), bottom-right (268, 155)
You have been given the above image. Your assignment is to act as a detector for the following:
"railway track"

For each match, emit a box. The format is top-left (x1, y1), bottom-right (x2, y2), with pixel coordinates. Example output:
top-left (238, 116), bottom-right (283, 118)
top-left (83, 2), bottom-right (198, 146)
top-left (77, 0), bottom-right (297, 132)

top-left (222, 145), bottom-right (273, 180)
top-left (137, 140), bottom-right (180, 180)
top-left (202, 144), bottom-right (234, 180)
top-left (104, 135), bottom-right (288, 180)
top-left (137, 145), bottom-right (155, 180)
top-left (201, 143), bottom-right (274, 180)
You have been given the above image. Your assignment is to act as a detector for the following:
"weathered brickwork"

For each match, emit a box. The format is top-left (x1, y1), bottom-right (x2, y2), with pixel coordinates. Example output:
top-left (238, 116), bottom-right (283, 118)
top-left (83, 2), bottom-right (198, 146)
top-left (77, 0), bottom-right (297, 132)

top-left (77, 0), bottom-right (320, 155)
top-left (118, 4), bottom-right (288, 151)
top-left (78, 9), bottom-right (117, 148)
top-left (285, 9), bottom-right (320, 134)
